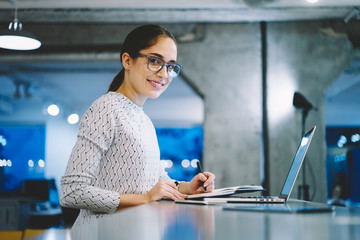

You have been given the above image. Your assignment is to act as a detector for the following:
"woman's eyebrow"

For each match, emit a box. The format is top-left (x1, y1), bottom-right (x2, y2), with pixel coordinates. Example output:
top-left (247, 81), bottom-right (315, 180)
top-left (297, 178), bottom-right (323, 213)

top-left (148, 53), bottom-right (177, 63)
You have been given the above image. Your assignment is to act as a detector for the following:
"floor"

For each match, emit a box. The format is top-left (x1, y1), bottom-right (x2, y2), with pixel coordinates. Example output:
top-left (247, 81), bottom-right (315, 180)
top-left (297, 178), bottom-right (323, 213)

top-left (0, 228), bottom-right (71, 240)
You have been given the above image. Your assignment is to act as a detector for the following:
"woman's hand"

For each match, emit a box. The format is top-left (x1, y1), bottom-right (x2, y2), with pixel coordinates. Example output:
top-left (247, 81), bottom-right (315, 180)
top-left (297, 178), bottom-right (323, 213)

top-left (188, 172), bottom-right (215, 194)
top-left (145, 180), bottom-right (187, 202)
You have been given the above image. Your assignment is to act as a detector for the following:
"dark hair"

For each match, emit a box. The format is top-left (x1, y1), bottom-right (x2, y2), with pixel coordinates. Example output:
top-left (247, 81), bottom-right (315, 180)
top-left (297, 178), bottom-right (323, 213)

top-left (107, 24), bottom-right (177, 92)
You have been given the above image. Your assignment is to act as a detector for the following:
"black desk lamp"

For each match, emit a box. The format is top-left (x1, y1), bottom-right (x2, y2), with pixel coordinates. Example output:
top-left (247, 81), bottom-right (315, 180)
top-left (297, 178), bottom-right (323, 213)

top-left (293, 92), bottom-right (316, 200)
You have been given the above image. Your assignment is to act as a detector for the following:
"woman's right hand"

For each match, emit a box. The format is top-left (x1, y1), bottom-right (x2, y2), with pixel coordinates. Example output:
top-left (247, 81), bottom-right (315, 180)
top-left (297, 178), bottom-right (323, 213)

top-left (145, 180), bottom-right (187, 202)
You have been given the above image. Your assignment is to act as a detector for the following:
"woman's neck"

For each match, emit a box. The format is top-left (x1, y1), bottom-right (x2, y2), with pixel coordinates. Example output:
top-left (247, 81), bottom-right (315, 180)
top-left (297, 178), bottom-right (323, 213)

top-left (116, 84), bottom-right (147, 107)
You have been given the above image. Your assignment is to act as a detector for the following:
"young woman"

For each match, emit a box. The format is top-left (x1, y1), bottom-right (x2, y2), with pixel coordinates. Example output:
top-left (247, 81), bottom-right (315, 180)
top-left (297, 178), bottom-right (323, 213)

top-left (60, 24), bottom-right (215, 222)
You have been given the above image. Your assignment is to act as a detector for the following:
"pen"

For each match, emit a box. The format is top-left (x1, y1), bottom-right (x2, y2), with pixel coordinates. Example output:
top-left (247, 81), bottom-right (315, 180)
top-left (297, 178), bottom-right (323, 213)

top-left (196, 161), bottom-right (207, 191)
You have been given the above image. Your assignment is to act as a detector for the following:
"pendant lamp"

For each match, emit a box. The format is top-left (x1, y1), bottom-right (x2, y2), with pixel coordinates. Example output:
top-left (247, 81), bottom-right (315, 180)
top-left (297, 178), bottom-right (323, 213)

top-left (0, 3), bottom-right (41, 51)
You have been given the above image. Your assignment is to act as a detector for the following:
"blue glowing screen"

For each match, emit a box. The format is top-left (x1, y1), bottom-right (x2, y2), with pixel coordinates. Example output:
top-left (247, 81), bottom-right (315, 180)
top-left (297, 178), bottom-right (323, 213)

top-left (156, 127), bottom-right (203, 182)
top-left (0, 125), bottom-right (46, 196)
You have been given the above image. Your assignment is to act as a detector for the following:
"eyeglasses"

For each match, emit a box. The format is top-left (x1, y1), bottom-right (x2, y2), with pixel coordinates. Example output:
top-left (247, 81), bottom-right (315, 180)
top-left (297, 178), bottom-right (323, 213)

top-left (135, 53), bottom-right (182, 78)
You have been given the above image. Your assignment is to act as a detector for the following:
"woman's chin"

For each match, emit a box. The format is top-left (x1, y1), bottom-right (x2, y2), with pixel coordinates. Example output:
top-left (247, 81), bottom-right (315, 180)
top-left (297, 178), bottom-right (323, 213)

top-left (147, 91), bottom-right (164, 99)
top-left (148, 95), bottom-right (161, 99)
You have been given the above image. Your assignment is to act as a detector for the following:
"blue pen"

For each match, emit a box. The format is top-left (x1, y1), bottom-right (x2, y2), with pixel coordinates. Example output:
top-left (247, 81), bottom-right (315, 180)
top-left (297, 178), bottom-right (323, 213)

top-left (196, 161), bottom-right (207, 191)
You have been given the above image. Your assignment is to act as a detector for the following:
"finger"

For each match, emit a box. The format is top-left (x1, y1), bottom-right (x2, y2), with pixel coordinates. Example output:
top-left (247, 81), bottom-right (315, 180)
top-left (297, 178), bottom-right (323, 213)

top-left (204, 183), bottom-right (214, 192)
top-left (195, 173), bottom-right (207, 182)
top-left (154, 187), bottom-right (176, 201)
top-left (206, 182), bottom-right (214, 189)
top-left (167, 190), bottom-right (186, 200)
top-left (160, 180), bottom-right (177, 191)
top-left (196, 174), bottom-right (209, 191)
top-left (164, 184), bottom-right (187, 199)
top-left (203, 172), bottom-right (215, 181)
top-left (201, 180), bottom-right (214, 192)
top-left (175, 191), bottom-right (187, 199)
top-left (196, 186), bottom-right (206, 193)
top-left (203, 172), bottom-right (215, 177)
top-left (162, 183), bottom-right (176, 192)
top-left (203, 172), bottom-right (215, 187)
top-left (166, 181), bottom-right (178, 190)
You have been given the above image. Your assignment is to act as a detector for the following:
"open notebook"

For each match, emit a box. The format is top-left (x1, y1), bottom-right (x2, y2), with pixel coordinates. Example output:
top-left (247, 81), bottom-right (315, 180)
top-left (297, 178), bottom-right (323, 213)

top-left (185, 185), bottom-right (264, 199)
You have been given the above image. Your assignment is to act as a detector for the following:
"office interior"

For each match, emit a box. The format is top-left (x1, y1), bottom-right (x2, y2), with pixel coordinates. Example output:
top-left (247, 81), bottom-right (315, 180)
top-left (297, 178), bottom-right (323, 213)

top-left (0, 0), bottom-right (360, 235)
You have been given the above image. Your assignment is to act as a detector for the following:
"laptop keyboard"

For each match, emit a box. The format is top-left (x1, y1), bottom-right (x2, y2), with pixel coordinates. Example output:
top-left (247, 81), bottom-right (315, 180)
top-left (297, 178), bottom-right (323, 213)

top-left (232, 196), bottom-right (283, 202)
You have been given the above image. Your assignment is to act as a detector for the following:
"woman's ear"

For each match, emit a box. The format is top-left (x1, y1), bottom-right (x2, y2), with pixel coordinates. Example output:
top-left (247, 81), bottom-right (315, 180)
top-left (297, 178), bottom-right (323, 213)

top-left (122, 52), bottom-right (132, 69)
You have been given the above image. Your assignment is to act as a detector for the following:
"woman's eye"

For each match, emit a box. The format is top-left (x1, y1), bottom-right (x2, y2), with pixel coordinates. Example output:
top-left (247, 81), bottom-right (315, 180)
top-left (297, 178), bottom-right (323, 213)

top-left (149, 57), bottom-right (161, 65)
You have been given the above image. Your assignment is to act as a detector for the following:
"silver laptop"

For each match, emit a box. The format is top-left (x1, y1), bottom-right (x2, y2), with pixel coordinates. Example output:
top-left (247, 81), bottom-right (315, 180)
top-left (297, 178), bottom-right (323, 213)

top-left (226, 126), bottom-right (316, 203)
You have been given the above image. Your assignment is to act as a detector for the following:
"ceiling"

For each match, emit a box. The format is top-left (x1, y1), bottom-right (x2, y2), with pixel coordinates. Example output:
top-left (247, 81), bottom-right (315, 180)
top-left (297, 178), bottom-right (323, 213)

top-left (0, 0), bottom-right (359, 23)
top-left (0, 0), bottom-right (359, 126)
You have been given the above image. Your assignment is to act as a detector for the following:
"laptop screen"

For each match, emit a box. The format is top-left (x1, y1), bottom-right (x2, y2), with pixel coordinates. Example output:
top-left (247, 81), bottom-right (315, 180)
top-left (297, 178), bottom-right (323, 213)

top-left (279, 126), bottom-right (316, 199)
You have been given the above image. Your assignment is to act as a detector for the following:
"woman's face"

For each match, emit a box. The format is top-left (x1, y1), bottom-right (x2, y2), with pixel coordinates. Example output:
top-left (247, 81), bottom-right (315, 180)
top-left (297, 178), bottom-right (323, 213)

top-left (121, 36), bottom-right (178, 106)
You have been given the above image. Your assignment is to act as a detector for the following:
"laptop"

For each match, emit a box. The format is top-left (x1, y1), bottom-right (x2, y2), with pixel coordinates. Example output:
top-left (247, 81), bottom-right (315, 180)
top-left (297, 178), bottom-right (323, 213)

top-left (224, 126), bottom-right (316, 204)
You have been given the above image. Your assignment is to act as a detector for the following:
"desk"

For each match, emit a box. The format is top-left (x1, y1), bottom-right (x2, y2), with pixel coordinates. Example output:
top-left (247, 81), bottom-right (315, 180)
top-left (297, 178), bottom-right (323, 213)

top-left (71, 199), bottom-right (360, 240)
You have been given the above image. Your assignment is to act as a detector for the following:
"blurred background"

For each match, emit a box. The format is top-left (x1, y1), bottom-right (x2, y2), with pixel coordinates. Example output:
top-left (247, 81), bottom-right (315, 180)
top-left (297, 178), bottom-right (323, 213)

top-left (0, 0), bottom-right (360, 230)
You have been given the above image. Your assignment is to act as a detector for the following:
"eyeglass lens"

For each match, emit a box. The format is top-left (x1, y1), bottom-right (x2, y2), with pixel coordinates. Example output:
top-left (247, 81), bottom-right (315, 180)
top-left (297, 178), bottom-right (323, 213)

top-left (147, 56), bottom-right (182, 77)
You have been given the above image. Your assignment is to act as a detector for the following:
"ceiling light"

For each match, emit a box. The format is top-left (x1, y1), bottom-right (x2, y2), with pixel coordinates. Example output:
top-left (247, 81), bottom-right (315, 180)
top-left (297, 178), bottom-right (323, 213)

top-left (47, 104), bottom-right (60, 116)
top-left (67, 113), bottom-right (80, 125)
top-left (0, 3), bottom-right (41, 51)
top-left (307, 0), bottom-right (319, 3)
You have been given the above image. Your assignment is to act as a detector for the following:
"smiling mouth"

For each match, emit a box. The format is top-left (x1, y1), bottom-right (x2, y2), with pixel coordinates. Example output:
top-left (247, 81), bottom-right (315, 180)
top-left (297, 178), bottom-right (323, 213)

top-left (147, 80), bottom-right (164, 89)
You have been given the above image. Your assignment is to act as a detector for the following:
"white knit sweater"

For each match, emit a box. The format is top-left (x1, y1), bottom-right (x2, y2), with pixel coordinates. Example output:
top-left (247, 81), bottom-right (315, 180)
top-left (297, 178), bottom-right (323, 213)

top-left (60, 92), bottom-right (171, 223)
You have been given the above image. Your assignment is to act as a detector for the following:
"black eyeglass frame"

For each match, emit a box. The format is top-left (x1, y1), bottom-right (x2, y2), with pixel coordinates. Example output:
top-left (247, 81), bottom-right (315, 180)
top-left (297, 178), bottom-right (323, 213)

top-left (134, 53), bottom-right (183, 78)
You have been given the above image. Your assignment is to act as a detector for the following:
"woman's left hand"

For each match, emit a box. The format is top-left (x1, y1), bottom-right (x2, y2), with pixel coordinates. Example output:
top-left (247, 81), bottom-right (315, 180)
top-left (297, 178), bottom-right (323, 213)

top-left (188, 172), bottom-right (215, 194)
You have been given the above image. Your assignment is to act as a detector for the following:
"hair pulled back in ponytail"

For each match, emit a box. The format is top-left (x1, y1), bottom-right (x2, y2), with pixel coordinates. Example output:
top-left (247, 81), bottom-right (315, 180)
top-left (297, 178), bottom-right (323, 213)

top-left (107, 24), bottom-right (176, 92)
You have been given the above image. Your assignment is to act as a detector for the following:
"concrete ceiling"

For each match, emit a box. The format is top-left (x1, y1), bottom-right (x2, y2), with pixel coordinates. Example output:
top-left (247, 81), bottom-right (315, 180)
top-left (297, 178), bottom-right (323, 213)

top-left (0, 0), bottom-right (359, 126)
top-left (0, 1), bottom-right (358, 53)
top-left (0, 0), bottom-right (359, 23)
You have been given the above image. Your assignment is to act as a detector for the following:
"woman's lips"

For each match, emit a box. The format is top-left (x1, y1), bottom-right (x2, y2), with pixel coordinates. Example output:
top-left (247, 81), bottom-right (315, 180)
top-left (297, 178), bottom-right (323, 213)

top-left (147, 79), bottom-right (164, 89)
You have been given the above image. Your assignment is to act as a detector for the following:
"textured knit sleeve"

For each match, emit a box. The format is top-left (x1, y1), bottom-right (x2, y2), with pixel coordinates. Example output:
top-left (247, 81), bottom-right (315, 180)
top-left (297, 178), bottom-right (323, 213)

top-left (159, 164), bottom-right (171, 181)
top-left (60, 97), bottom-right (120, 213)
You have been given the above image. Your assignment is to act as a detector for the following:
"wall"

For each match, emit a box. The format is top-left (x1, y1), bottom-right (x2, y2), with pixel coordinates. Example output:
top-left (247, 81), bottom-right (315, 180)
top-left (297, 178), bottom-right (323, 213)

top-left (179, 23), bottom-right (263, 187)
top-left (266, 21), bottom-right (354, 202)
top-left (179, 22), bottom-right (354, 203)
top-left (45, 118), bottom-right (78, 190)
